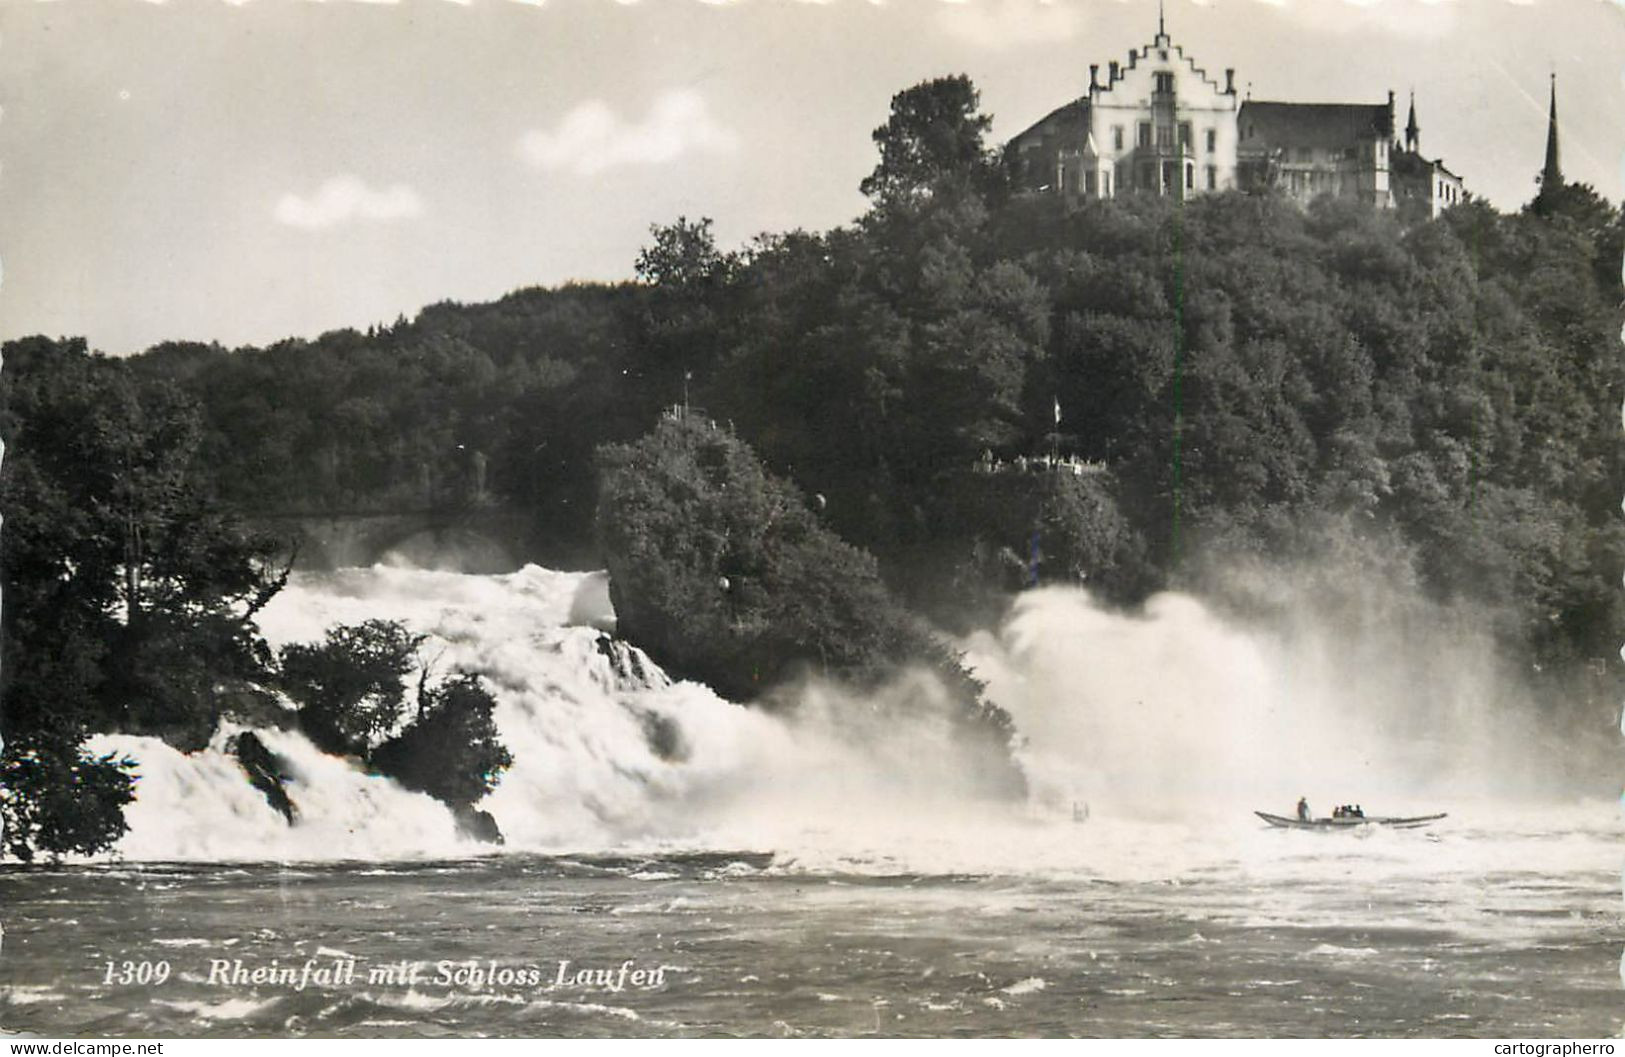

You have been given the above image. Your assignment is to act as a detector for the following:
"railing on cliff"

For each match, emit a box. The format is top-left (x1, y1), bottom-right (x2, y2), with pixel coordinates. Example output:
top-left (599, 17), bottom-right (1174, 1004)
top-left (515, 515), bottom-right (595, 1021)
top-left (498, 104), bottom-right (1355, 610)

top-left (972, 452), bottom-right (1107, 477)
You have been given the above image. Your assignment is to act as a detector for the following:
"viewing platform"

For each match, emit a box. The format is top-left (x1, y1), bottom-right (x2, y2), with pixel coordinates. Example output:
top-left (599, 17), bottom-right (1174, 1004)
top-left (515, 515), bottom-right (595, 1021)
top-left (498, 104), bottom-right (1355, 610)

top-left (972, 452), bottom-right (1107, 477)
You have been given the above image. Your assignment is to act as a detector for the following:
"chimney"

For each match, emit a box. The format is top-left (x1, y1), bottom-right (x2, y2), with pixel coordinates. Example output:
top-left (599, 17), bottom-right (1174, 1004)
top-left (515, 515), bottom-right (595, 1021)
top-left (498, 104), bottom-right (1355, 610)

top-left (1109, 60), bottom-right (1120, 82)
top-left (1225, 68), bottom-right (1234, 94)
top-left (1090, 64), bottom-right (1100, 92)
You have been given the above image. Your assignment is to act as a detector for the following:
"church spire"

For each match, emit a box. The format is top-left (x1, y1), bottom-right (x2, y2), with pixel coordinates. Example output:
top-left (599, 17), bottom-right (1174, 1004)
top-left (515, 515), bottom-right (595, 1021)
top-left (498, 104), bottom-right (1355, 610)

top-left (1404, 91), bottom-right (1420, 153)
top-left (1540, 72), bottom-right (1562, 190)
top-left (1159, 0), bottom-right (1165, 38)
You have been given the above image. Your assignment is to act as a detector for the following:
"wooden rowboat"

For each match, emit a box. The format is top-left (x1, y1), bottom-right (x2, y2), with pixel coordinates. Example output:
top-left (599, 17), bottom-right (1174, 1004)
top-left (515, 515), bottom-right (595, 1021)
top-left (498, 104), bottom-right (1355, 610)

top-left (1254, 810), bottom-right (1447, 831)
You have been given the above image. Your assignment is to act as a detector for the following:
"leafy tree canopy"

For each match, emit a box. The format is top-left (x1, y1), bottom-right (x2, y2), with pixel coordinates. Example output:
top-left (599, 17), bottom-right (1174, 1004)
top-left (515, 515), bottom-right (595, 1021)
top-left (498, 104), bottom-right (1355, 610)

top-left (860, 75), bottom-right (1003, 208)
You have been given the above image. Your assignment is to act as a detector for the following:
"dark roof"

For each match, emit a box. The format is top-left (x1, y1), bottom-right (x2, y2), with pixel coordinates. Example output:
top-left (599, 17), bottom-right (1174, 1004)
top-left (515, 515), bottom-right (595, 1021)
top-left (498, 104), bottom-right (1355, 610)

top-left (1391, 149), bottom-right (1462, 182)
top-left (1238, 101), bottom-right (1393, 149)
top-left (1009, 98), bottom-right (1090, 149)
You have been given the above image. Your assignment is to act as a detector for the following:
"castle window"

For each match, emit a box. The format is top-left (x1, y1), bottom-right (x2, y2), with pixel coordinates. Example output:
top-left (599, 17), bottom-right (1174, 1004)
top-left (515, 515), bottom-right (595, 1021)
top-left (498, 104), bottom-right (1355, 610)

top-left (1113, 125), bottom-right (1124, 151)
top-left (1086, 171), bottom-right (1097, 196)
top-left (1178, 122), bottom-right (1191, 149)
top-left (1138, 122), bottom-right (1152, 147)
top-left (1185, 162), bottom-right (1194, 189)
top-left (1206, 165), bottom-right (1216, 190)
top-left (1156, 125), bottom-right (1172, 148)
top-left (1154, 72), bottom-right (1174, 94)
top-left (1103, 172), bottom-right (1111, 196)
top-left (1205, 128), bottom-right (1216, 153)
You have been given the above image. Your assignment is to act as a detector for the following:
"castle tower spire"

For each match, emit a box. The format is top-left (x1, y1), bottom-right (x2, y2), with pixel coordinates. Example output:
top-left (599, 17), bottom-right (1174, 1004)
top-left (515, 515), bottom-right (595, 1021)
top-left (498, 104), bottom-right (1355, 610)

top-left (1540, 72), bottom-right (1562, 190)
top-left (1158, 0), bottom-right (1166, 39)
top-left (1404, 91), bottom-right (1420, 154)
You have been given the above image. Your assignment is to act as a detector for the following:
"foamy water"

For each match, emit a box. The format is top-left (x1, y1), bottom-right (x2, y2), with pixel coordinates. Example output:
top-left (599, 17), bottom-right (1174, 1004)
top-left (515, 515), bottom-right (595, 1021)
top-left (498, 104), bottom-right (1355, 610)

top-left (69, 564), bottom-right (1622, 883)
top-left (87, 564), bottom-right (1023, 864)
top-left (5, 565), bottom-right (1620, 1037)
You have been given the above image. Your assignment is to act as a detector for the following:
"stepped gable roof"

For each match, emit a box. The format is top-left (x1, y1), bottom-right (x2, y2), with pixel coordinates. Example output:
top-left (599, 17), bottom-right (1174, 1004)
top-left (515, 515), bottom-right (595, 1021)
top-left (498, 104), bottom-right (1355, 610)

top-left (1126, 36), bottom-right (1228, 97)
top-left (1239, 101), bottom-right (1394, 148)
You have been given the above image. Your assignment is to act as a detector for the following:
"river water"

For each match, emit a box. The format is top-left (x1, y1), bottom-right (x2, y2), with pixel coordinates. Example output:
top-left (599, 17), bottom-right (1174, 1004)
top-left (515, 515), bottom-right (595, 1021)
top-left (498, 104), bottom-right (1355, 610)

top-left (0, 564), bottom-right (1619, 1037)
top-left (1, 813), bottom-right (1620, 1037)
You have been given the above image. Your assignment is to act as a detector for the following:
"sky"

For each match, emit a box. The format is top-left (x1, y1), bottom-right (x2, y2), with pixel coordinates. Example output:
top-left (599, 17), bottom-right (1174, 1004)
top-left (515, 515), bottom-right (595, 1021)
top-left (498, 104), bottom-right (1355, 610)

top-left (2, 0), bottom-right (1622, 356)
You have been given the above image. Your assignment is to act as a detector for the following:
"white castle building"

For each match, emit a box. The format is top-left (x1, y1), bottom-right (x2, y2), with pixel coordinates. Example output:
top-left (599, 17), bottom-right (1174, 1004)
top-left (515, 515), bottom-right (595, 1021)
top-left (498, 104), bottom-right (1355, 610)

top-left (1006, 13), bottom-right (1464, 218)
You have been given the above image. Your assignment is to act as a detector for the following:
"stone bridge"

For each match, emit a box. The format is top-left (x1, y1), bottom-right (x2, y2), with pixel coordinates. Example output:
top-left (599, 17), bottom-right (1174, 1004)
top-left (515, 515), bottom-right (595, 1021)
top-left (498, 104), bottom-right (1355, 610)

top-left (248, 506), bottom-right (543, 573)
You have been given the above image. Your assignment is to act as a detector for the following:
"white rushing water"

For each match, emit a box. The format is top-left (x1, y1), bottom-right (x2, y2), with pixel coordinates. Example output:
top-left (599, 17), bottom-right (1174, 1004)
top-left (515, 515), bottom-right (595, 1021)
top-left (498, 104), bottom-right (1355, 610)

top-left (93, 563), bottom-right (991, 863)
top-left (87, 563), bottom-right (1620, 879)
top-left (31, 563), bottom-right (1620, 1041)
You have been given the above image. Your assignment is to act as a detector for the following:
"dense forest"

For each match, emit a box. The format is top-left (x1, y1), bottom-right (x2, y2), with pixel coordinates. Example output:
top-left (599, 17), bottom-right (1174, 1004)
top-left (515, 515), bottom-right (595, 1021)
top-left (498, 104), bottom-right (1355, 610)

top-left (0, 341), bottom-right (513, 858)
top-left (597, 413), bottom-right (1024, 799)
top-left (2, 76), bottom-right (1620, 857)
top-left (112, 79), bottom-right (1621, 665)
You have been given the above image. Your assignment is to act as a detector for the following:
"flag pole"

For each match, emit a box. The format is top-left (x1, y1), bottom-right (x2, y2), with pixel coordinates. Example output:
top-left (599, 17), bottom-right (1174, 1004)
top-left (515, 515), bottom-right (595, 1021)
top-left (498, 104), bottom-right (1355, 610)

top-left (1052, 396), bottom-right (1061, 464)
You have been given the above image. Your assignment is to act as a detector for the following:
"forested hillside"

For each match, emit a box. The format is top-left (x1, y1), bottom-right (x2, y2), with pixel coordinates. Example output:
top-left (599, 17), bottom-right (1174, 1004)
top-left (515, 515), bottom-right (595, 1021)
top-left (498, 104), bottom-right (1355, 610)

top-left (22, 75), bottom-right (1625, 697)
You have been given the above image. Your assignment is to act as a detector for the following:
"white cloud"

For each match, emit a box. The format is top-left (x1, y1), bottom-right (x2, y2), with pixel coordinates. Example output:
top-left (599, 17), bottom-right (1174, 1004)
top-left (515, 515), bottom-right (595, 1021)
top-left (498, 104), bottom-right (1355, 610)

top-left (515, 89), bottom-right (739, 177)
top-left (936, 0), bottom-right (1083, 49)
top-left (273, 175), bottom-right (424, 230)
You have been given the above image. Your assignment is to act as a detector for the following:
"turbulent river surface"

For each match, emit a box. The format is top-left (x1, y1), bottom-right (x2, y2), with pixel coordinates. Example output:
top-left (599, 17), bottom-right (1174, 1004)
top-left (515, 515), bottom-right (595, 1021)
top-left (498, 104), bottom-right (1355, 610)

top-left (0, 564), bottom-right (1619, 1037)
top-left (1, 819), bottom-right (1621, 1038)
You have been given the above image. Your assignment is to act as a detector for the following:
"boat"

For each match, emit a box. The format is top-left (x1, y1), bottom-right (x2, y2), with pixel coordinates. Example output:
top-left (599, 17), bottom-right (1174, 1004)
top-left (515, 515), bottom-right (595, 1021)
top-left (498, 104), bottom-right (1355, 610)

top-left (1254, 810), bottom-right (1447, 831)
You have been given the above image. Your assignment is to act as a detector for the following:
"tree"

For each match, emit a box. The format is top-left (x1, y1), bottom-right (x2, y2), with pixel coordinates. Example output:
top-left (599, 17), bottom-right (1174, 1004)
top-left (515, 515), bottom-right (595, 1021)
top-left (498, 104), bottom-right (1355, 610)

top-left (595, 415), bottom-right (1026, 798)
top-left (1, 337), bottom-right (288, 859)
top-left (0, 345), bottom-right (287, 714)
top-left (596, 414), bottom-right (913, 697)
top-left (635, 216), bottom-right (735, 290)
top-left (912, 255), bottom-right (1051, 456)
top-left (1524, 181), bottom-right (1624, 305)
top-left (278, 620), bottom-right (426, 756)
top-left (369, 674), bottom-right (512, 807)
top-left (0, 736), bottom-right (136, 863)
top-left (860, 75), bottom-right (1002, 208)
top-left (276, 619), bottom-right (513, 807)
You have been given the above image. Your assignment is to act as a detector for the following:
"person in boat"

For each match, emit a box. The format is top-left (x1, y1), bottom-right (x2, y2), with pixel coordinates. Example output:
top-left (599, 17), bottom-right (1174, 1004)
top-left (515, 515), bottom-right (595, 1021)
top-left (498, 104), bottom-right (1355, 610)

top-left (1297, 797), bottom-right (1310, 821)
top-left (1353, 804), bottom-right (1364, 818)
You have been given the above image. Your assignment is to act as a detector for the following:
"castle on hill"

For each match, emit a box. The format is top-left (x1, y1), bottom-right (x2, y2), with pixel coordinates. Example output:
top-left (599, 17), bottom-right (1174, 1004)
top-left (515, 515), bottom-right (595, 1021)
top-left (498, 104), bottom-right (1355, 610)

top-left (1006, 12), bottom-right (1466, 217)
